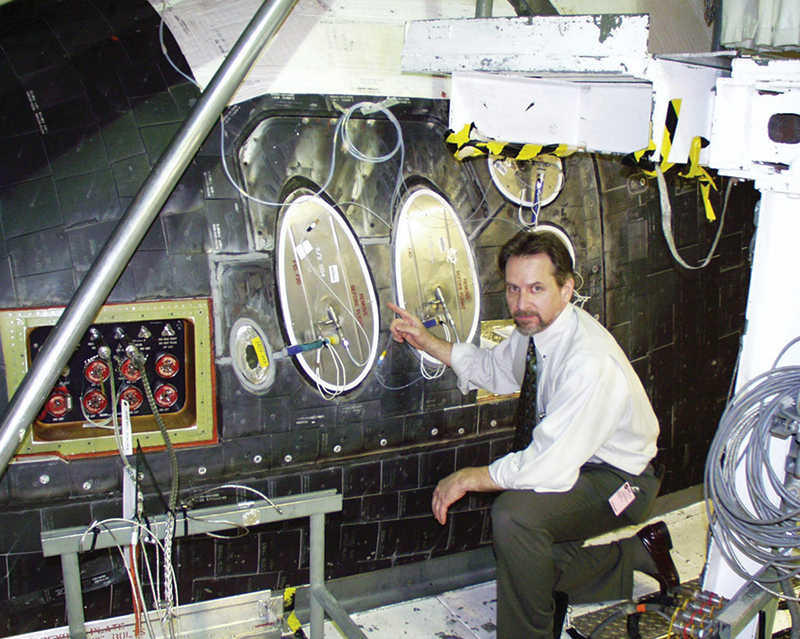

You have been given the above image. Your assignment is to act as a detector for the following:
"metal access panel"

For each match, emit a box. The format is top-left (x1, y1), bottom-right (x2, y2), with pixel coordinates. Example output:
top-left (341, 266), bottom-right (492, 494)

top-left (0, 299), bottom-right (215, 458)
top-left (10, 589), bottom-right (285, 639)
top-left (393, 185), bottom-right (480, 367)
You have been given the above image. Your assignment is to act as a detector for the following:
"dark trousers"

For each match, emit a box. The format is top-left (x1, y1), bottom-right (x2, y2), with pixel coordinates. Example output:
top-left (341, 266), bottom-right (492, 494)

top-left (491, 463), bottom-right (661, 639)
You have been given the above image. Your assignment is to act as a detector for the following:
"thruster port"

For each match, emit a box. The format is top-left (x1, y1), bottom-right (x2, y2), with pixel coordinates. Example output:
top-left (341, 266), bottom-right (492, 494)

top-left (119, 357), bottom-right (141, 382)
top-left (46, 391), bottom-right (72, 418)
top-left (155, 352), bottom-right (180, 378)
top-left (119, 386), bottom-right (144, 412)
top-left (84, 359), bottom-right (111, 384)
top-left (154, 383), bottom-right (179, 409)
top-left (82, 389), bottom-right (108, 415)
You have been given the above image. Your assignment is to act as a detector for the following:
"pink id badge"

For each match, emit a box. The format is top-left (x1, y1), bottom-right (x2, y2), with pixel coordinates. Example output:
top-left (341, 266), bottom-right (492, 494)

top-left (609, 481), bottom-right (636, 516)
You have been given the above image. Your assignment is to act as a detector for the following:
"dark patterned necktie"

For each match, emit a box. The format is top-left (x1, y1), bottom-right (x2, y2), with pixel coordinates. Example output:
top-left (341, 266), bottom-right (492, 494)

top-left (512, 337), bottom-right (538, 452)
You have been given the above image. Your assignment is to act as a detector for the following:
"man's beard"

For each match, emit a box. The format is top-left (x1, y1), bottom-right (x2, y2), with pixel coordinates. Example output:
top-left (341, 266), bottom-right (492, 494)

top-left (513, 312), bottom-right (547, 336)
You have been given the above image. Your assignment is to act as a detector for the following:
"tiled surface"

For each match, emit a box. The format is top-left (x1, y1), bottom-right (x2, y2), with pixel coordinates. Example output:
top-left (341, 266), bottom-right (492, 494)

top-left (306, 502), bottom-right (710, 638)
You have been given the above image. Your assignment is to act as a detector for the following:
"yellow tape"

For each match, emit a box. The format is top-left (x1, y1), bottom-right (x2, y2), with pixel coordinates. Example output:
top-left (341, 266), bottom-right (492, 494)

top-left (283, 587), bottom-right (306, 637)
top-left (678, 136), bottom-right (718, 222)
top-left (445, 123), bottom-right (577, 162)
top-left (659, 99), bottom-right (681, 172)
top-left (623, 99), bottom-right (718, 224)
top-left (251, 336), bottom-right (269, 368)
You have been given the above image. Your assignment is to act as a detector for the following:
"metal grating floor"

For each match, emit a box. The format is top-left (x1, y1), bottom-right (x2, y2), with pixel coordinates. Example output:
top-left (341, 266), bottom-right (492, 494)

top-left (305, 502), bottom-right (710, 638)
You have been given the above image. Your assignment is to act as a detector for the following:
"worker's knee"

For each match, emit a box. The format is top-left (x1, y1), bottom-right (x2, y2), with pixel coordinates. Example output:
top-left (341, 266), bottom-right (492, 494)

top-left (491, 491), bottom-right (549, 547)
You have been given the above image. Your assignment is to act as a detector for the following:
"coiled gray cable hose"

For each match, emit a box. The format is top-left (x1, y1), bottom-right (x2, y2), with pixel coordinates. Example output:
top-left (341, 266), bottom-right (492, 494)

top-left (705, 361), bottom-right (800, 586)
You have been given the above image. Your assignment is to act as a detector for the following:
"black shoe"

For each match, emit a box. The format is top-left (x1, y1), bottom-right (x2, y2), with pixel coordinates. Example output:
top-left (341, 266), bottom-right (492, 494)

top-left (636, 521), bottom-right (680, 594)
top-left (553, 591), bottom-right (569, 639)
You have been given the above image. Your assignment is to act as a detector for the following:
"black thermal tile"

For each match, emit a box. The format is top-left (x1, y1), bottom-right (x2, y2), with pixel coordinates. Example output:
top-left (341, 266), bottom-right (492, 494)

top-left (647, 270), bottom-right (676, 350)
top-left (167, 82), bottom-right (201, 120)
top-left (336, 399), bottom-right (380, 425)
top-left (6, 552), bottom-right (64, 601)
top-left (0, 74), bottom-right (39, 137)
top-left (0, 510), bottom-right (41, 553)
top-left (0, 257), bottom-right (16, 307)
top-left (174, 444), bottom-right (225, 488)
top-left (403, 410), bottom-right (445, 447)
top-left (342, 460), bottom-right (381, 497)
top-left (0, 177), bottom-right (61, 237)
top-left (67, 456), bottom-right (121, 498)
top-left (163, 210), bottom-right (207, 255)
top-left (101, 112), bottom-right (146, 163)
top-left (362, 415), bottom-right (404, 452)
top-left (301, 466), bottom-right (342, 494)
top-left (105, 267), bottom-right (138, 303)
top-left (339, 522), bottom-right (379, 564)
top-left (377, 516), bottom-right (447, 558)
top-left (422, 367), bottom-right (459, 396)
top-left (379, 381), bottom-right (422, 416)
top-left (443, 404), bottom-right (479, 439)
top-left (43, 125), bottom-right (110, 179)
top-left (131, 90), bottom-right (184, 128)
top-left (272, 430), bottom-right (319, 467)
top-left (217, 399), bottom-right (263, 441)
top-left (270, 473), bottom-right (302, 499)
top-left (58, 170), bottom-right (122, 229)
top-left (291, 384), bottom-right (338, 412)
top-left (128, 249), bottom-right (174, 298)
top-left (196, 157), bottom-right (243, 201)
top-left (381, 455), bottom-right (419, 493)
top-left (7, 457), bottom-right (70, 503)
top-left (361, 493), bottom-right (399, 521)
top-left (478, 399), bottom-right (515, 433)
top-left (222, 434), bottom-right (272, 475)
top-left (259, 396), bottom-right (293, 434)
top-left (448, 509), bottom-right (489, 553)
top-left (116, 61), bottom-right (169, 101)
top-left (175, 535), bottom-right (217, 582)
top-left (455, 441), bottom-right (492, 469)
top-left (419, 448), bottom-right (456, 488)
top-left (259, 528), bottom-right (302, 573)
top-left (398, 488), bottom-right (433, 518)
top-left (169, 254), bottom-right (211, 297)
top-left (111, 153), bottom-right (151, 199)
top-left (14, 269), bottom-right (76, 306)
top-left (162, 163), bottom-right (205, 216)
top-left (40, 502), bottom-right (93, 533)
top-left (319, 423), bottom-right (364, 460)
top-left (214, 535), bottom-right (259, 577)
top-left (141, 122), bottom-right (180, 164)
top-left (1, 21), bottom-right (64, 78)
top-left (291, 405), bottom-right (336, 430)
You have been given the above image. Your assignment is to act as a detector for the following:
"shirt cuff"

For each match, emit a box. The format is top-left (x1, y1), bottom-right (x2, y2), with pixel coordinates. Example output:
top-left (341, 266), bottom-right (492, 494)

top-left (451, 342), bottom-right (479, 395)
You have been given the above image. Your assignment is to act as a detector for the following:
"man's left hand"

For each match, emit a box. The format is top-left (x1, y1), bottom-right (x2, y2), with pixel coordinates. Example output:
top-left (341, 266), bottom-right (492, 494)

top-left (432, 467), bottom-right (501, 525)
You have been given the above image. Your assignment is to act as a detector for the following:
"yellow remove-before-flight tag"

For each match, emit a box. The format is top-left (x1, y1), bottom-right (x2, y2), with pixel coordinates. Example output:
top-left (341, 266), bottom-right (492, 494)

top-left (251, 336), bottom-right (269, 368)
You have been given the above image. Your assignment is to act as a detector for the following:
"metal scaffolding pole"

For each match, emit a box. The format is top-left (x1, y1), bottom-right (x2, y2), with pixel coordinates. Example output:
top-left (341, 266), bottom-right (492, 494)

top-left (0, 0), bottom-right (298, 479)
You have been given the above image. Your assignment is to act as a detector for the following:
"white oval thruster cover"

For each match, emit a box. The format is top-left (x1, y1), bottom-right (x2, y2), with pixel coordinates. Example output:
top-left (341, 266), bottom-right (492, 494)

top-left (276, 193), bottom-right (379, 393)
top-left (393, 187), bottom-right (481, 367)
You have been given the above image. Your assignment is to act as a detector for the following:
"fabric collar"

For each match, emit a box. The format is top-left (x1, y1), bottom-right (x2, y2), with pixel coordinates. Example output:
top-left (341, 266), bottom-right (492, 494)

top-left (531, 302), bottom-right (575, 360)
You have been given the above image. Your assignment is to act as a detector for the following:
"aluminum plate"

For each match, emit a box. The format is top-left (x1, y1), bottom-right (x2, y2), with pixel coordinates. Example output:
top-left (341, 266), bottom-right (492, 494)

top-left (393, 187), bottom-right (480, 366)
top-left (276, 193), bottom-right (379, 394)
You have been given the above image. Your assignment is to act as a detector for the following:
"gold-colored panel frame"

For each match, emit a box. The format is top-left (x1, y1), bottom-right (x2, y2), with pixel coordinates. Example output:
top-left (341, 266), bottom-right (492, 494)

top-left (0, 299), bottom-right (216, 458)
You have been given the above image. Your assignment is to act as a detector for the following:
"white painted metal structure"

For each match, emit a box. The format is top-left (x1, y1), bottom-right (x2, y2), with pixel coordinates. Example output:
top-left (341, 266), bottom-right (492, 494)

top-left (702, 57), bottom-right (800, 639)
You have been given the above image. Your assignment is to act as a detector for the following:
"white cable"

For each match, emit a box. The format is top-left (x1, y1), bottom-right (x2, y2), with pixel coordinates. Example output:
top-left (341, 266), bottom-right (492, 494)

top-left (219, 100), bottom-right (404, 223)
top-left (656, 166), bottom-right (732, 270)
top-left (420, 322), bottom-right (449, 380)
top-left (186, 483), bottom-right (284, 515)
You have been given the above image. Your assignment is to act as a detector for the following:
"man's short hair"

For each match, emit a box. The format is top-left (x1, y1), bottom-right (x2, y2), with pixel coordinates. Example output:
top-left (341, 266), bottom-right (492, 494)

top-left (498, 230), bottom-right (575, 287)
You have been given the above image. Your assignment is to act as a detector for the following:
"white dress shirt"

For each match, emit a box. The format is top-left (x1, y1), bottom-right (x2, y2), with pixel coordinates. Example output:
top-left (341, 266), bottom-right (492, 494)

top-left (450, 304), bottom-right (659, 492)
